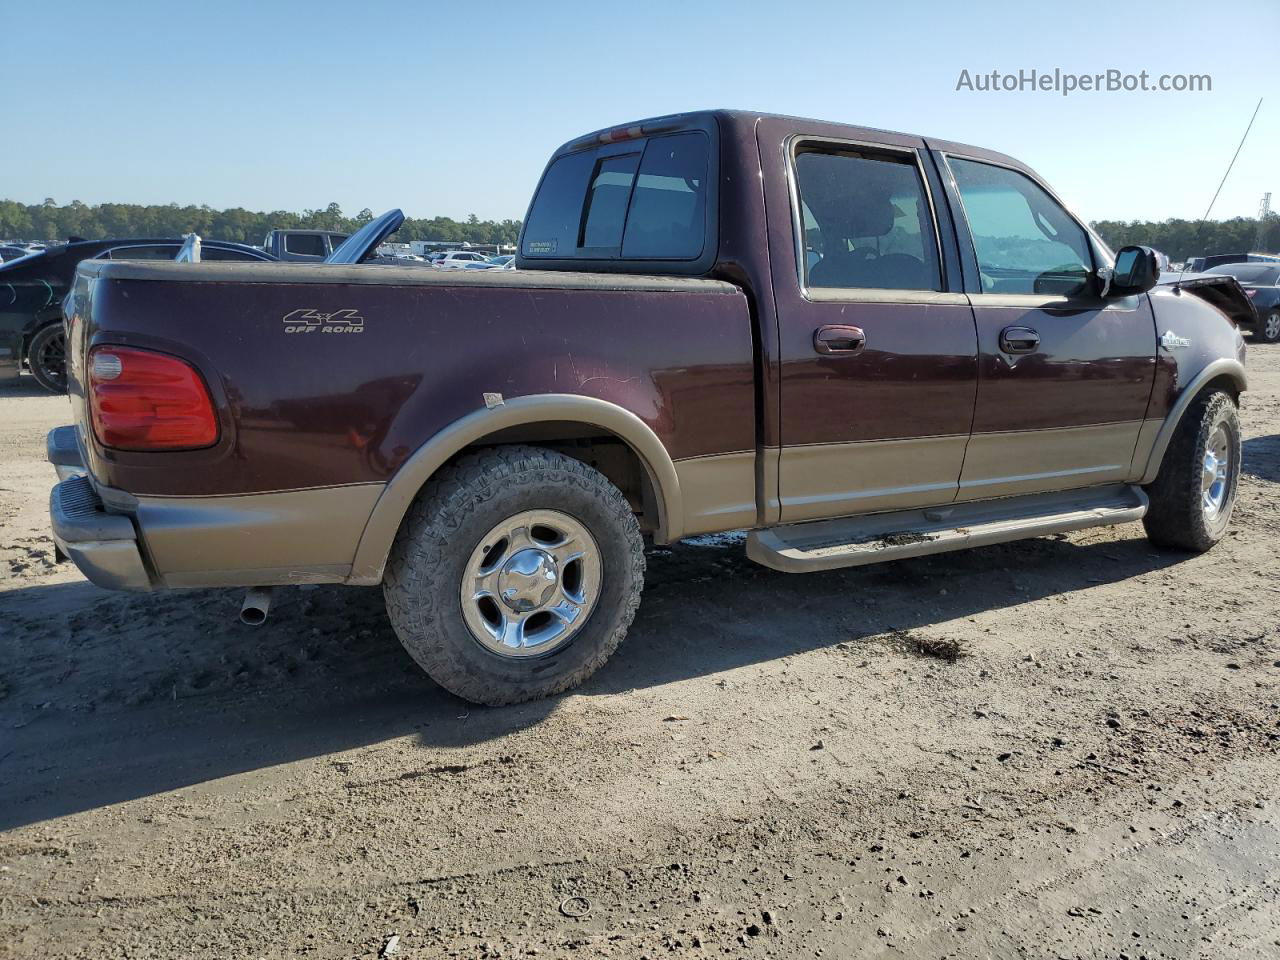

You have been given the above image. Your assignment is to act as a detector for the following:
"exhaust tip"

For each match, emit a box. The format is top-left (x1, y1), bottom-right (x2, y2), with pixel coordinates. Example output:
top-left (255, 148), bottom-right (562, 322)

top-left (240, 606), bottom-right (268, 626)
top-left (239, 586), bottom-right (273, 626)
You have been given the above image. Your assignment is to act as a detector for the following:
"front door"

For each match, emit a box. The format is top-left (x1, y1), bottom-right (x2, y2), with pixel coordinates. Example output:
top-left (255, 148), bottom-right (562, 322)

top-left (938, 154), bottom-right (1156, 500)
top-left (767, 132), bottom-right (979, 522)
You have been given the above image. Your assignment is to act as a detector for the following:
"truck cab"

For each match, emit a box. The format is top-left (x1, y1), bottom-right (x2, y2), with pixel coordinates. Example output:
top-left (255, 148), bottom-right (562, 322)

top-left (260, 228), bottom-right (350, 262)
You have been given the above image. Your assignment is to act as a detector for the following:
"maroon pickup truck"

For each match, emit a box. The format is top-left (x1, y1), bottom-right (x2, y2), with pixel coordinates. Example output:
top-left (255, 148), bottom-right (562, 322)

top-left (50, 110), bottom-right (1251, 705)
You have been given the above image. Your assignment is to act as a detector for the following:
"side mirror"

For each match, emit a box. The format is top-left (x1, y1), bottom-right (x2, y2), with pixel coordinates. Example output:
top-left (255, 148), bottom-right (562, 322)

top-left (1107, 245), bottom-right (1160, 296)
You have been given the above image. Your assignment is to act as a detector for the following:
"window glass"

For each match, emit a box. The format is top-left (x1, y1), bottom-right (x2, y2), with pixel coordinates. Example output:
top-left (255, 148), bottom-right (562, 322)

top-left (106, 244), bottom-right (178, 260)
top-left (328, 234), bottom-right (349, 252)
top-left (285, 234), bottom-right (326, 257)
top-left (201, 246), bottom-right (263, 261)
top-left (1207, 263), bottom-right (1279, 285)
top-left (622, 132), bottom-right (708, 259)
top-left (521, 150), bottom-right (595, 257)
top-left (949, 158), bottom-right (1093, 296)
top-left (795, 149), bottom-right (941, 291)
top-left (581, 153), bottom-right (641, 249)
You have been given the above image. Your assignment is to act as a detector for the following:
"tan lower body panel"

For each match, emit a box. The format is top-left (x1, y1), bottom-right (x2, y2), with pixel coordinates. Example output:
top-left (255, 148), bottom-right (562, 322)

top-left (957, 420), bottom-right (1145, 501)
top-left (1129, 418), bottom-right (1163, 480)
top-left (134, 483), bottom-right (384, 589)
top-left (673, 451), bottom-right (758, 536)
top-left (778, 435), bottom-right (969, 523)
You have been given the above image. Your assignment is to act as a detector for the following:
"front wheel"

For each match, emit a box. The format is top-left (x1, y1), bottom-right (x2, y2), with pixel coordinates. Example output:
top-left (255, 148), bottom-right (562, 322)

top-left (1256, 310), bottom-right (1280, 344)
top-left (27, 324), bottom-right (68, 393)
top-left (383, 445), bottom-right (646, 705)
top-left (1142, 389), bottom-right (1241, 552)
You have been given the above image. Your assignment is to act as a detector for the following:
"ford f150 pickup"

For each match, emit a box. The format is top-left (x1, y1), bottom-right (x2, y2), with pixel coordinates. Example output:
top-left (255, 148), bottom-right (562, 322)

top-left (50, 110), bottom-right (1251, 705)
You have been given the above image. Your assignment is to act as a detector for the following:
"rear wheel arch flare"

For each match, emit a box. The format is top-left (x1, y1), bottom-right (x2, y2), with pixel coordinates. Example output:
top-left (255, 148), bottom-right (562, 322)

top-left (348, 395), bottom-right (684, 584)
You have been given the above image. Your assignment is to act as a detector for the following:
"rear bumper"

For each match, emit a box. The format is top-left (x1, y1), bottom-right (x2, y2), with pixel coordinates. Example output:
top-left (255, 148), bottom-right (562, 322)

top-left (50, 473), bottom-right (152, 591)
top-left (47, 424), bottom-right (88, 480)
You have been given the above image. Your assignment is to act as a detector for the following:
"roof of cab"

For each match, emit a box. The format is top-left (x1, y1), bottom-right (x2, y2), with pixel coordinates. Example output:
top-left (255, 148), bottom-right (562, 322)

top-left (554, 108), bottom-right (1032, 177)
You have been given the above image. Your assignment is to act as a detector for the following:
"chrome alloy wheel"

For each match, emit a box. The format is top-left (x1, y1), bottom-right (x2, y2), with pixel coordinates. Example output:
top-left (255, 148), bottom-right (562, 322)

top-left (1201, 424), bottom-right (1232, 518)
top-left (460, 509), bottom-right (601, 657)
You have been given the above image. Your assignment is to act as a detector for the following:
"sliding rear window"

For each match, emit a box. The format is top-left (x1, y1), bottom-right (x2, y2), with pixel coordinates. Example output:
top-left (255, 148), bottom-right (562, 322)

top-left (522, 131), bottom-right (709, 262)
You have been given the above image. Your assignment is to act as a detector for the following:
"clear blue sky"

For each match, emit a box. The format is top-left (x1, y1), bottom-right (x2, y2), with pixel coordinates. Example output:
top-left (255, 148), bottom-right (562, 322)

top-left (3, 0), bottom-right (1276, 225)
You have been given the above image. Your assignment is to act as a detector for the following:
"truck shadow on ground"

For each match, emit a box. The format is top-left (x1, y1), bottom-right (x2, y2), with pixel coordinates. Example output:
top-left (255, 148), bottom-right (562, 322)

top-left (0, 375), bottom-right (56, 398)
top-left (1242, 433), bottom-right (1280, 482)
top-left (0, 531), bottom-right (1187, 830)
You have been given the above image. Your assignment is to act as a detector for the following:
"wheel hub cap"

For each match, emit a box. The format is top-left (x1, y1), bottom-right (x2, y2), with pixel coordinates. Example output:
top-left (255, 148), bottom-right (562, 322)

top-left (1201, 424), bottom-right (1231, 517)
top-left (497, 549), bottom-right (559, 612)
top-left (461, 509), bottom-right (601, 658)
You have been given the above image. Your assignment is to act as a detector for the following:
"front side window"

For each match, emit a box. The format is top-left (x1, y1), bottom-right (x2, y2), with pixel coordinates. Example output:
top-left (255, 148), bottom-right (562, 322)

top-left (794, 148), bottom-right (942, 292)
top-left (949, 158), bottom-right (1093, 296)
top-left (285, 234), bottom-right (326, 257)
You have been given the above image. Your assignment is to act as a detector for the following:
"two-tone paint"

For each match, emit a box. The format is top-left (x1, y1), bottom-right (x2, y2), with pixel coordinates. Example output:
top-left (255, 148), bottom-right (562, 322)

top-left (55, 110), bottom-right (1249, 593)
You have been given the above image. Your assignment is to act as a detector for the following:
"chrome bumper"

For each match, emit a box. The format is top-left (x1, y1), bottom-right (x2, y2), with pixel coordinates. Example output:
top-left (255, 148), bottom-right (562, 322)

top-left (48, 429), bottom-right (152, 592)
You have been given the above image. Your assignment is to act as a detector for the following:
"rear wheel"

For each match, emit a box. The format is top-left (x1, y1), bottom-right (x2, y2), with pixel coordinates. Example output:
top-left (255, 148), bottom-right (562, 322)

top-left (383, 445), bottom-right (645, 705)
top-left (1256, 310), bottom-right (1280, 344)
top-left (27, 324), bottom-right (68, 393)
top-left (1142, 389), bottom-right (1240, 552)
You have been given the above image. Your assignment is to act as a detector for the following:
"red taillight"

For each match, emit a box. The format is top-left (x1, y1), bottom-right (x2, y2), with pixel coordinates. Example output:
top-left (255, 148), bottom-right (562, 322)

top-left (1245, 288), bottom-right (1258, 298)
top-left (88, 346), bottom-right (218, 450)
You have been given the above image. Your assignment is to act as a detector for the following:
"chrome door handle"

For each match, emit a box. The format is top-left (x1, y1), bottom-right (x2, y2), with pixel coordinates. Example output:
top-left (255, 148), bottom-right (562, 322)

top-left (814, 324), bottom-right (866, 355)
top-left (999, 325), bottom-right (1040, 354)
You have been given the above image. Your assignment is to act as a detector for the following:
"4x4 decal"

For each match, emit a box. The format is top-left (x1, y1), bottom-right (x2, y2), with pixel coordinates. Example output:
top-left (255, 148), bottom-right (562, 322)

top-left (282, 308), bottom-right (365, 334)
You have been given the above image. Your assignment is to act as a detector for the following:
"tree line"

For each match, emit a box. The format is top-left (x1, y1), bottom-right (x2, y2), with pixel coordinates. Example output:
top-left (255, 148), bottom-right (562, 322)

top-left (2, 198), bottom-right (1278, 261)
top-left (1089, 216), bottom-right (1280, 262)
top-left (0, 200), bottom-right (522, 247)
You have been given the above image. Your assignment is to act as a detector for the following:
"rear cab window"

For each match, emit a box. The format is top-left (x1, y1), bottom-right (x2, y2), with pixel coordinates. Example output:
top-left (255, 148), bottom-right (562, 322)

top-left (519, 119), bottom-right (716, 274)
top-left (285, 234), bottom-right (326, 257)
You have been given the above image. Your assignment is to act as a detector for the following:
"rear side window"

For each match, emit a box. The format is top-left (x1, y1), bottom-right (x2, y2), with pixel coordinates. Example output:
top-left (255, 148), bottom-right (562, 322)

top-left (285, 234), bottom-right (326, 257)
top-left (522, 131), bottom-right (709, 261)
top-left (794, 148), bottom-right (942, 292)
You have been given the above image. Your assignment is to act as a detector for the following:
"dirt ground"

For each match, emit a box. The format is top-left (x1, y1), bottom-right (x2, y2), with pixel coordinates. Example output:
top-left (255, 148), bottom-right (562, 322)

top-left (1, 349), bottom-right (1278, 960)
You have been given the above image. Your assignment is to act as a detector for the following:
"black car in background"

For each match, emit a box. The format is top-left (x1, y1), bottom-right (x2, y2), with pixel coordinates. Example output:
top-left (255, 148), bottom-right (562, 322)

top-left (1204, 262), bottom-right (1280, 343)
top-left (0, 238), bottom-right (275, 391)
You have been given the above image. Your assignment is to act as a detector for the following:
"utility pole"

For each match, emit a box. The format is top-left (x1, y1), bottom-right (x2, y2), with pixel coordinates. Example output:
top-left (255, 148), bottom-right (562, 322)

top-left (1259, 192), bottom-right (1274, 251)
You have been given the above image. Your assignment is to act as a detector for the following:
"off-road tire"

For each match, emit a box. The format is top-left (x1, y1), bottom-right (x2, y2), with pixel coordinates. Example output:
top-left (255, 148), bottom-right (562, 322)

top-left (1256, 310), bottom-right (1280, 344)
top-left (383, 445), bottom-right (645, 705)
top-left (27, 323), bottom-right (68, 393)
top-left (1142, 389), bottom-right (1240, 552)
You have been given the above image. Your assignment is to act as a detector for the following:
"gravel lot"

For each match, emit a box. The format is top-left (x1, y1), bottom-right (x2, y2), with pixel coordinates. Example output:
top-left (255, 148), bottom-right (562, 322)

top-left (1, 349), bottom-right (1278, 959)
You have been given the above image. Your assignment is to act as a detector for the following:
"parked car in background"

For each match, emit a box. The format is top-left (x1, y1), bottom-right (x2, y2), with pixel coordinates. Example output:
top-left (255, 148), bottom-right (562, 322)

top-left (0, 244), bottom-right (37, 262)
top-left (1185, 252), bottom-right (1280, 274)
top-left (50, 110), bottom-right (1252, 708)
top-left (1203, 262), bottom-right (1280, 342)
top-left (260, 229), bottom-right (350, 262)
top-left (0, 238), bottom-right (275, 391)
top-left (431, 250), bottom-right (493, 269)
top-left (462, 254), bottom-right (516, 270)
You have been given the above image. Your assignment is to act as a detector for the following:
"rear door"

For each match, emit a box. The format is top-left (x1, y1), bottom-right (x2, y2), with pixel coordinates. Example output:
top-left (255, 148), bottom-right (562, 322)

top-left (762, 122), bottom-right (979, 521)
top-left (935, 151), bottom-right (1156, 499)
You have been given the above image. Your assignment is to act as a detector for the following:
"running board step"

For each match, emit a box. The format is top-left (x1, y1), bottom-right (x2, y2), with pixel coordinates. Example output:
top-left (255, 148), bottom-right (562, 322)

top-left (747, 484), bottom-right (1149, 573)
